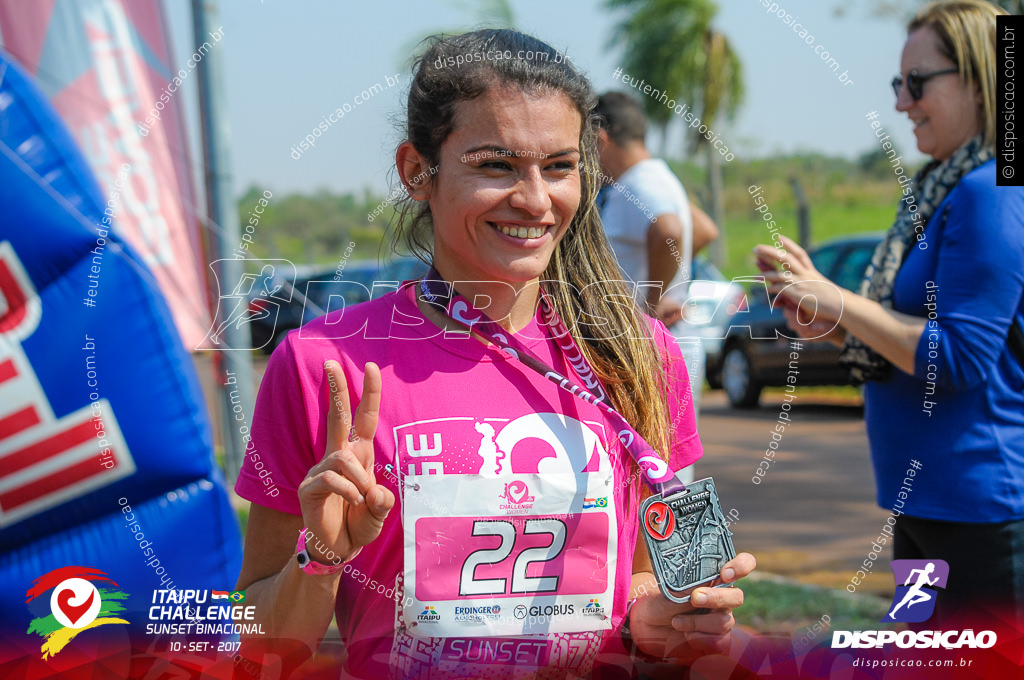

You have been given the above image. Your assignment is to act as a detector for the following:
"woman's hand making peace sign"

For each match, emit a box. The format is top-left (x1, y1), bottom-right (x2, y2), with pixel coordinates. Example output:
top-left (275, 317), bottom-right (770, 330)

top-left (297, 360), bottom-right (395, 564)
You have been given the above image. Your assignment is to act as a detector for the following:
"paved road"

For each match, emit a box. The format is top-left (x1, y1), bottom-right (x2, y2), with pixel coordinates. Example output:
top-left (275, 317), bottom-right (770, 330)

top-left (695, 389), bottom-right (891, 593)
top-left (198, 355), bottom-right (892, 593)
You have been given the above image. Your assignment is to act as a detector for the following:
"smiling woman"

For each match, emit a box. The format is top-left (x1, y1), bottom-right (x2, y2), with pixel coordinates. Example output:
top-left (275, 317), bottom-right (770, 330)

top-left (232, 28), bottom-right (755, 680)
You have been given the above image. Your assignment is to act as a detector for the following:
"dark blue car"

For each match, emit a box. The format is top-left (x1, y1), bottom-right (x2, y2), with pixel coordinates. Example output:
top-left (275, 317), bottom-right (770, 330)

top-left (712, 234), bottom-right (883, 408)
top-left (247, 256), bottom-right (429, 352)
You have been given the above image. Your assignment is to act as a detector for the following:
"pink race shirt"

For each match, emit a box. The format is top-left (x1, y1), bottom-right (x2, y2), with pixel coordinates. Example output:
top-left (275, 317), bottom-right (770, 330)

top-left (235, 282), bottom-right (702, 679)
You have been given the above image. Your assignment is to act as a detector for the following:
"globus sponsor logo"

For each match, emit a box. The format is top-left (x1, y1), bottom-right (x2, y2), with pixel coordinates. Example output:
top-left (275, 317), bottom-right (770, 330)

top-left (525, 604), bottom-right (574, 618)
top-left (831, 629), bottom-right (996, 649)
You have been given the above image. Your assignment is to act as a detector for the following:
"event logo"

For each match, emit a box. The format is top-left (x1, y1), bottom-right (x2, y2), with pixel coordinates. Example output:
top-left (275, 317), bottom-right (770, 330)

top-left (833, 559), bottom-right (996, 650)
top-left (499, 480), bottom-right (535, 510)
top-left (25, 566), bottom-right (129, 659)
top-left (885, 559), bottom-right (949, 623)
top-left (643, 501), bottom-right (675, 541)
top-left (582, 598), bottom-right (606, 617)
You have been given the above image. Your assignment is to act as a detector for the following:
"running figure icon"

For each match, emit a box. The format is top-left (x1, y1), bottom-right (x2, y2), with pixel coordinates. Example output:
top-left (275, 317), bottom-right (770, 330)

top-left (888, 562), bottom-right (939, 620)
top-left (204, 262), bottom-right (292, 348)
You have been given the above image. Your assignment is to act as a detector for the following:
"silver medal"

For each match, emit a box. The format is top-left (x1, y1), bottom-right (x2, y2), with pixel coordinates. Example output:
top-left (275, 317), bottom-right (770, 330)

top-left (640, 477), bottom-right (736, 604)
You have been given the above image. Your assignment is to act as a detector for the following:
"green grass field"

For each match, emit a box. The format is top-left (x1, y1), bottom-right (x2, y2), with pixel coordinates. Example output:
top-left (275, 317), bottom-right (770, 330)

top-left (717, 199), bottom-right (895, 281)
top-left (735, 574), bottom-right (891, 639)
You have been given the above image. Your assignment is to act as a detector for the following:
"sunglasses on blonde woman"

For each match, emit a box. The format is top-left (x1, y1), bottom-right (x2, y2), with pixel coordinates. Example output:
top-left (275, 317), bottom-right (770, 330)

top-left (890, 67), bottom-right (959, 101)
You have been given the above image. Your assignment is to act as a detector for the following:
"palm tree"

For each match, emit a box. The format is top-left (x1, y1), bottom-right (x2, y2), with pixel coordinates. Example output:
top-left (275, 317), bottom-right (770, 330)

top-left (606, 0), bottom-right (744, 266)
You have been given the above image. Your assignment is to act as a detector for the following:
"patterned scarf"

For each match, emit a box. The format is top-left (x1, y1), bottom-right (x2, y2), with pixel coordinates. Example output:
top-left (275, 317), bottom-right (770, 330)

top-left (838, 134), bottom-right (993, 383)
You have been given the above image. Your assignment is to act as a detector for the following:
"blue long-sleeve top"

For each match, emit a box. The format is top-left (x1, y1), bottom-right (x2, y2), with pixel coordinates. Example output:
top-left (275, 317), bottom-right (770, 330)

top-left (864, 160), bottom-right (1024, 522)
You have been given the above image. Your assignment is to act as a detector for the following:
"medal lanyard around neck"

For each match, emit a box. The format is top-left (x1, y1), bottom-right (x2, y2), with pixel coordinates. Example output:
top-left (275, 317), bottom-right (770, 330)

top-left (419, 268), bottom-right (687, 498)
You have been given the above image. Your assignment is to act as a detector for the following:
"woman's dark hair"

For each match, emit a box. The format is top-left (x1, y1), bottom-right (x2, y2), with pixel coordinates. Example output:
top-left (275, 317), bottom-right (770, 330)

top-left (594, 91), bottom-right (648, 146)
top-left (390, 29), bottom-right (677, 478)
top-left (396, 29), bottom-right (596, 255)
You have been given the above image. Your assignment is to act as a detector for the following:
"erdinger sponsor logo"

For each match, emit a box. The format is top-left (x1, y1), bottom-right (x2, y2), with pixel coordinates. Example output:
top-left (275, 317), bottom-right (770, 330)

top-left (417, 605), bottom-right (441, 623)
top-left (832, 559), bottom-right (997, 649)
top-left (582, 598), bottom-right (606, 617)
top-left (498, 480), bottom-right (535, 513)
top-left (454, 604), bottom-right (502, 622)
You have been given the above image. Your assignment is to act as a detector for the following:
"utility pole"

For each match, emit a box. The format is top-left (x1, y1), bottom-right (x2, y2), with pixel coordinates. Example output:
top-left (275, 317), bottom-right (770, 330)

top-left (192, 0), bottom-right (256, 483)
top-left (789, 176), bottom-right (811, 248)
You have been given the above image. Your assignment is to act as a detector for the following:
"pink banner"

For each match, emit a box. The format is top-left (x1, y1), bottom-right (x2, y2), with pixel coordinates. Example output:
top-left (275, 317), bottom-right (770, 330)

top-left (0, 0), bottom-right (212, 348)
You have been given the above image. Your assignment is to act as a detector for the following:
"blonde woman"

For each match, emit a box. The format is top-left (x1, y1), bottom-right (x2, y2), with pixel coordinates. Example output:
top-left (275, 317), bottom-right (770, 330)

top-left (759, 0), bottom-right (1024, 625)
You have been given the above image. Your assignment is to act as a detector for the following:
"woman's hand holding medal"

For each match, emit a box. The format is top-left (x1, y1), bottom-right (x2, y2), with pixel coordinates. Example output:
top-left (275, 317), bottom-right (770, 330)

top-left (630, 552), bottom-right (756, 661)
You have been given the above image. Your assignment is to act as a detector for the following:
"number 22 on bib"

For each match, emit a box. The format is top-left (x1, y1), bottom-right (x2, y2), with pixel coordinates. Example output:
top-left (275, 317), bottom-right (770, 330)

top-left (401, 472), bottom-right (617, 638)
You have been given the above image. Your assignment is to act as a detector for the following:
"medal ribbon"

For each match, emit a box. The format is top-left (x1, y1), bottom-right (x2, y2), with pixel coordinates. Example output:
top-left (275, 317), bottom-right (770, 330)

top-left (418, 268), bottom-right (687, 498)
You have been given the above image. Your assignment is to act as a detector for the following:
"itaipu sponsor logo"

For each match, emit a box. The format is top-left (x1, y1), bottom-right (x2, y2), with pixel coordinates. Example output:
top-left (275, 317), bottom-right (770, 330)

top-left (454, 604), bottom-right (502, 622)
top-left (417, 605), bottom-right (441, 623)
top-left (582, 598), bottom-right (606, 617)
top-left (25, 567), bottom-right (130, 659)
top-left (582, 497), bottom-right (608, 509)
top-left (832, 560), bottom-right (997, 649)
top-left (498, 480), bottom-right (535, 513)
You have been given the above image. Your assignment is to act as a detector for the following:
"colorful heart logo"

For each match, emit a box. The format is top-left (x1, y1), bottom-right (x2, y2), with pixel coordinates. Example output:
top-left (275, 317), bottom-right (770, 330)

top-left (56, 587), bottom-right (95, 625)
top-left (644, 501), bottom-right (675, 541)
top-left (506, 480), bottom-right (530, 504)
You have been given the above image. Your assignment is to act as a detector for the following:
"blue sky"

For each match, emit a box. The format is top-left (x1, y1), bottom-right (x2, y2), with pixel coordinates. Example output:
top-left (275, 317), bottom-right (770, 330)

top-left (165, 0), bottom-right (919, 197)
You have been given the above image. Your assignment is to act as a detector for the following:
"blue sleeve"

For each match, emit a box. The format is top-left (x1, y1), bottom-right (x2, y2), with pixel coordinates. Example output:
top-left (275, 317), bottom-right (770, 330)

top-left (914, 172), bottom-right (1024, 390)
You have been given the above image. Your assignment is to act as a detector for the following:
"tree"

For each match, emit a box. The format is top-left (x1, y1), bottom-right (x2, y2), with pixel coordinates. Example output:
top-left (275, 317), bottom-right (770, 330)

top-left (605, 0), bottom-right (744, 266)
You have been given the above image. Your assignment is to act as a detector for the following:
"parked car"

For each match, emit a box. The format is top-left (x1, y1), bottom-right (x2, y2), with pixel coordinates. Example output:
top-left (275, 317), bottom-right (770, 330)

top-left (713, 233), bottom-right (883, 408)
top-left (247, 256), bottom-right (429, 352)
top-left (669, 257), bottom-right (748, 383)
